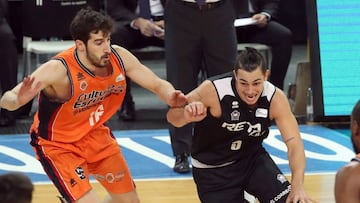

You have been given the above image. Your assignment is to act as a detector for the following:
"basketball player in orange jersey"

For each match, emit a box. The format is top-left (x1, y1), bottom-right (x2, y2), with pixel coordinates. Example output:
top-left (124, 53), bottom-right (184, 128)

top-left (335, 99), bottom-right (360, 203)
top-left (0, 8), bottom-right (186, 203)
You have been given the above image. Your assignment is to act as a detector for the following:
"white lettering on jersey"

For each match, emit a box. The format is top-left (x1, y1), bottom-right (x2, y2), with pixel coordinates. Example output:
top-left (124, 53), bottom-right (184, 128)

top-left (222, 121), bottom-right (262, 137)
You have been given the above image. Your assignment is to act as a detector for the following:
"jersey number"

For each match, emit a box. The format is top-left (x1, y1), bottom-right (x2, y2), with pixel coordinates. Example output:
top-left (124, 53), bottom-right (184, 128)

top-left (230, 140), bottom-right (242, 150)
top-left (89, 105), bottom-right (104, 126)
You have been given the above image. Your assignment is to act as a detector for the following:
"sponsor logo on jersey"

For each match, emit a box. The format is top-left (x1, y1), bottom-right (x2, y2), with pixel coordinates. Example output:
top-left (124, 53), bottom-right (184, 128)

top-left (255, 108), bottom-right (268, 118)
top-left (221, 121), bottom-right (262, 137)
top-left (115, 73), bottom-right (125, 83)
top-left (73, 84), bottom-right (125, 115)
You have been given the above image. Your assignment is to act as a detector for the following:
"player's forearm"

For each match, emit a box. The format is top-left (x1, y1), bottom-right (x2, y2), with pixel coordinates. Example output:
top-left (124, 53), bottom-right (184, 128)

top-left (166, 108), bottom-right (188, 127)
top-left (158, 80), bottom-right (175, 104)
top-left (155, 80), bottom-right (186, 107)
top-left (288, 148), bottom-right (306, 187)
top-left (0, 90), bottom-right (21, 111)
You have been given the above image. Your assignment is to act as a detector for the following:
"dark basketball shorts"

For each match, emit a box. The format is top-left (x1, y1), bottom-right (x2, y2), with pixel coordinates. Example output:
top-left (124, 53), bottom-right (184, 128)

top-left (192, 150), bottom-right (291, 203)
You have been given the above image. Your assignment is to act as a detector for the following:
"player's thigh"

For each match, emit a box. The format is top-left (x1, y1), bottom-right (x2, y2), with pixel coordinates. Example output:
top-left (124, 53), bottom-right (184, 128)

top-left (35, 143), bottom-right (93, 202)
top-left (193, 166), bottom-right (246, 203)
top-left (246, 152), bottom-right (291, 203)
top-left (89, 152), bottom-right (136, 195)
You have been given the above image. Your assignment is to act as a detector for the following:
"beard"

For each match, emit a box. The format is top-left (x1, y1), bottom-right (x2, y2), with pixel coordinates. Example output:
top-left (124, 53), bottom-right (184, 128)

top-left (86, 49), bottom-right (110, 68)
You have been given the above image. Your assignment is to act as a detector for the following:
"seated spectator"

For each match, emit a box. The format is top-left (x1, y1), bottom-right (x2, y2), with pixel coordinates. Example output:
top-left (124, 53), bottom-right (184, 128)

top-left (233, 0), bottom-right (292, 90)
top-left (0, 0), bottom-right (19, 126)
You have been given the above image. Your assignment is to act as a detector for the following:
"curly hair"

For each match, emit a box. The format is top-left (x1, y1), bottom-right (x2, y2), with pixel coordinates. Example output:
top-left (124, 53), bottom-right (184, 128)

top-left (70, 7), bottom-right (114, 44)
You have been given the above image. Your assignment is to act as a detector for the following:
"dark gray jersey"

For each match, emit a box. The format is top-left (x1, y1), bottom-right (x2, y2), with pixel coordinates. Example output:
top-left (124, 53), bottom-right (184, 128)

top-left (192, 72), bottom-right (276, 165)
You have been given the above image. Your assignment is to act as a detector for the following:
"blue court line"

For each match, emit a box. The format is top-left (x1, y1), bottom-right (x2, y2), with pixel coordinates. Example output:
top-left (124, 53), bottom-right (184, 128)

top-left (0, 125), bottom-right (354, 183)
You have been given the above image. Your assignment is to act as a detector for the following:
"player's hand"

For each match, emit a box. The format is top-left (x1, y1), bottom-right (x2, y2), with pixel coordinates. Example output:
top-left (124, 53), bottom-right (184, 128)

top-left (168, 90), bottom-right (187, 108)
top-left (18, 76), bottom-right (41, 106)
top-left (184, 101), bottom-right (207, 122)
top-left (286, 185), bottom-right (317, 203)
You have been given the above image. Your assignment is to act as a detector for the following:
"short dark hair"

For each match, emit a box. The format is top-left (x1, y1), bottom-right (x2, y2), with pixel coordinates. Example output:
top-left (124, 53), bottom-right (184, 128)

top-left (70, 7), bottom-right (115, 43)
top-left (234, 47), bottom-right (267, 74)
top-left (0, 172), bottom-right (34, 203)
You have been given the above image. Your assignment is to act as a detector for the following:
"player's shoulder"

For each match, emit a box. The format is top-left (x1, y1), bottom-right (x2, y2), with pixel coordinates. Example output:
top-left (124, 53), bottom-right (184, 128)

top-left (111, 44), bottom-right (129, 54)
top-left (337, 161), bottom-right (360, 179)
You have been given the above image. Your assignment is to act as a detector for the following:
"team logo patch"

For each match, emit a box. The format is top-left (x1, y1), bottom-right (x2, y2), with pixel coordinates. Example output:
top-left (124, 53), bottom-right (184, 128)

top-left (277, 174), bottom-right (287, 184)
top-left (80, 80), bottom-right (88, 91)
top-left (231, 110), bottom-right (240, 121)
top-left (75, 166), bottom-right (86, 180)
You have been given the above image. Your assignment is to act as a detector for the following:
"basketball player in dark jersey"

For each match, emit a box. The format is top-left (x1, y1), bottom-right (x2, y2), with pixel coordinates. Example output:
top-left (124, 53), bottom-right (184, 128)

top-left (335, 99), bottom-right (360, 203)
top-left (167, 47), bottom-right (315, 203)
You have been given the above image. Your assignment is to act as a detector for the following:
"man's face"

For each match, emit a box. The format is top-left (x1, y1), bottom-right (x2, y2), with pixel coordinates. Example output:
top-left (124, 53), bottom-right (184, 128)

top-left (233, 67), bottom-right (268, 106)
top-left (85, 31), bottom-right (111, 68)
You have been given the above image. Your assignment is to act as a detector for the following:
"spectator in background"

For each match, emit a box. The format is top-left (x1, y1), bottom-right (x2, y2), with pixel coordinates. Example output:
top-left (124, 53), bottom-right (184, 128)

top-left (233, 0), bottom-right (292, 90)
top-left (105, 0), bottom-right (165, 121)
top-left (165, 0), bottom-right (238, 173)
top-left (0, 172), bottom-right (34, 203)
top-left (335, 100), bottom-right (360, 203)
top-left (0, 0), bottom-right (19, 126)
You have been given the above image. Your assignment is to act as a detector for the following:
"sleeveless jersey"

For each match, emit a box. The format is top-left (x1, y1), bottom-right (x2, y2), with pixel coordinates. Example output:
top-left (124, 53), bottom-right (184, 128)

top-left (30, 46), bottom-right (127, 143)
top-left (192, 72), bottom-right (276, 165)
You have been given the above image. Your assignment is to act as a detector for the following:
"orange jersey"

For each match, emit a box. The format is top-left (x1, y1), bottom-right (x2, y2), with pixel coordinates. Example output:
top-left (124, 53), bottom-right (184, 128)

top-left (30, 46), bottom-right (127, 143)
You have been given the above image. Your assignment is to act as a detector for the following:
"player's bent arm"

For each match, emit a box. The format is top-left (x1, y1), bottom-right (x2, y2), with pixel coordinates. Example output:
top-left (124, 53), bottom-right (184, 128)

top-left (167, 81), bottom-right (215, 127)
top-left (0, 60), bottom-right (67, 111)
top-left (113, 45), bottom-right (185, 106)
top-left (167, 101), bottom-right (207, 127)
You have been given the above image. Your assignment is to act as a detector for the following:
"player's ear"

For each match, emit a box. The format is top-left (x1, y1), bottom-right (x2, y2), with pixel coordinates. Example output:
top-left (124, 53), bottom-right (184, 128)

top-left (264, 69), bottom-right (270, 81)
top-left (75, 39), bottom-right (86, 51)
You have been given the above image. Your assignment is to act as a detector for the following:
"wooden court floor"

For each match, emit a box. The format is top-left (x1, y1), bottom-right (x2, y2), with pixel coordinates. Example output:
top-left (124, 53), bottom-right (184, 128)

top-left (32, 173), bottom-right (336, 203)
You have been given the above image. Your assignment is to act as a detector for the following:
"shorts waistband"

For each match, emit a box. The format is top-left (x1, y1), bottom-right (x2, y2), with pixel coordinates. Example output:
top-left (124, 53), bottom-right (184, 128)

top-left (175, 0), bottom-right (224, 10)
top-left (191, 157), bottom-right (235, 168)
